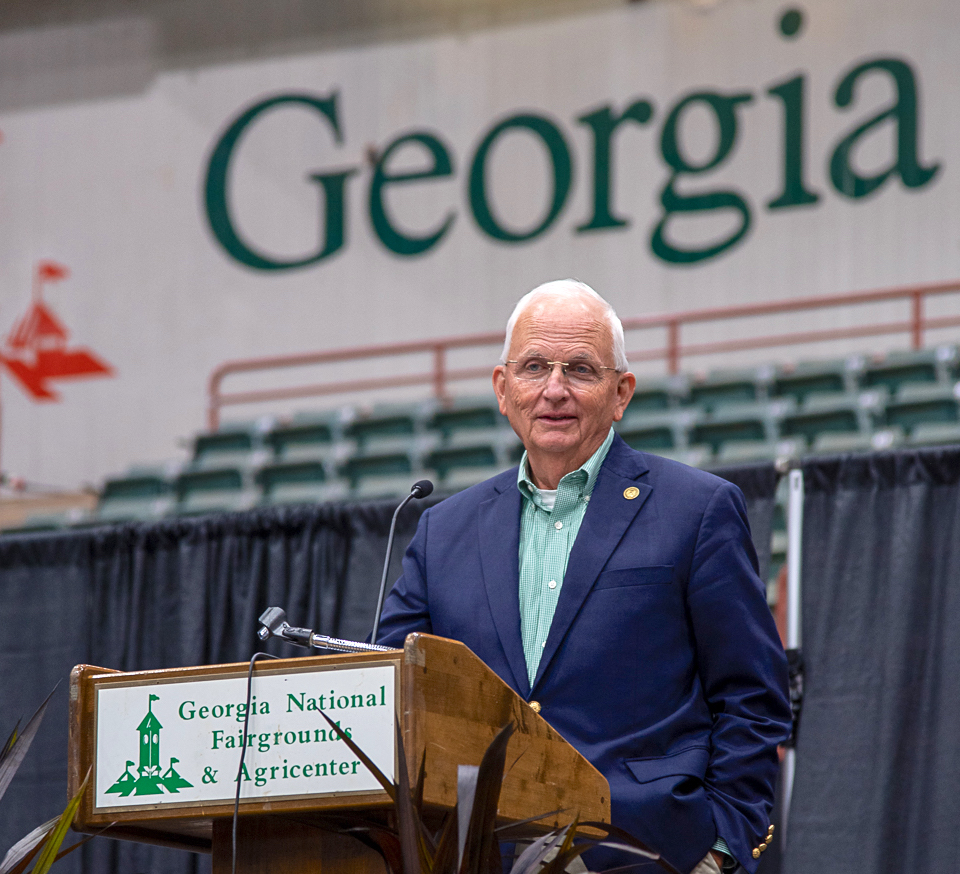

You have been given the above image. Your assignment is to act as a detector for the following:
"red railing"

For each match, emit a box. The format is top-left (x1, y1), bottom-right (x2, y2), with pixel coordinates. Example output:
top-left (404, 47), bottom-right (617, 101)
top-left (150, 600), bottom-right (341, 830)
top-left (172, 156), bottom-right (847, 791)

top-left (208, 279), bottom-right (960, 430)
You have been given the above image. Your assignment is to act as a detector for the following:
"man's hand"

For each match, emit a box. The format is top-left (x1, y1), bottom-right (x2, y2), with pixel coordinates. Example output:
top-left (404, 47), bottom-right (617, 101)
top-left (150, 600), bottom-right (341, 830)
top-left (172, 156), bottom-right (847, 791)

top-left (709, 850), bottom-right (726, 870)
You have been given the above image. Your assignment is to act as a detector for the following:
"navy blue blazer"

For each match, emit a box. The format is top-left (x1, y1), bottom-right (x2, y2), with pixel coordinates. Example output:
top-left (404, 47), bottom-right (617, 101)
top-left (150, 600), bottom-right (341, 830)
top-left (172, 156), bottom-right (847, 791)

top-left (378, 435), bottom-right (791, 874)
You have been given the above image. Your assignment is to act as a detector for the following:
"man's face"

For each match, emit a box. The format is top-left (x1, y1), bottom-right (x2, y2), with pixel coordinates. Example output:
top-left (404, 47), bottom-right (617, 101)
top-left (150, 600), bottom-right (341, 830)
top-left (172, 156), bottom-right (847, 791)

top-left (493, 295), bottom-right (635, 480)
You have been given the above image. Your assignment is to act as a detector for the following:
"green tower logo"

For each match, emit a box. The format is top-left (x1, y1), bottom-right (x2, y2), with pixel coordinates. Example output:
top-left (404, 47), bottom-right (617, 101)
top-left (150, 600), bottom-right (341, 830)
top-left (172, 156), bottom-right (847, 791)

top-left (106, 694), bottom-right (193, 797)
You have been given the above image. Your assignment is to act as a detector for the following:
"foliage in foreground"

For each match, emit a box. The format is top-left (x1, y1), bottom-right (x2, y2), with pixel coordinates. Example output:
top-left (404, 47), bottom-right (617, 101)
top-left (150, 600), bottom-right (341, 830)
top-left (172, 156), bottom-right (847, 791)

top-left (0, 688), bottom-right (95, 874)
top-left (322, 714), bottom-right (676, 874)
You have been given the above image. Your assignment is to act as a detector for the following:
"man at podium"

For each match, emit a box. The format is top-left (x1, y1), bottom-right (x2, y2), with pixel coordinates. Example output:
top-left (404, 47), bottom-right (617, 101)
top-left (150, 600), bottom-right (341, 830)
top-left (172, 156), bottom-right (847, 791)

top-left (377, 280), bottom-right (791, 874)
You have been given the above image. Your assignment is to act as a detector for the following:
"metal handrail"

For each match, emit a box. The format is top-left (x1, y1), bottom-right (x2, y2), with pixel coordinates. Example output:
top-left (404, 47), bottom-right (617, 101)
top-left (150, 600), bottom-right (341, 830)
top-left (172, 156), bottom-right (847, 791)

top-left (207, 279), bottom-right (960, 430)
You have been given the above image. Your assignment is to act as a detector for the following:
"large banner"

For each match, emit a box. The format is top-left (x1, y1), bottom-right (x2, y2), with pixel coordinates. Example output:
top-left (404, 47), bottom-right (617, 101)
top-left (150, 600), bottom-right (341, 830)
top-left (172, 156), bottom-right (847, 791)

top-left (0, 0), bottom-right (956, 488)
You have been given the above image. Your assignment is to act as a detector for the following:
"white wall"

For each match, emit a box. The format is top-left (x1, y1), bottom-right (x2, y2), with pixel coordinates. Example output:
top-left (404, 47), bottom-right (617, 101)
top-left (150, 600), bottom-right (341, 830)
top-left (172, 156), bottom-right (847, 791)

top-left (1, 0), bottom-right (958, 488)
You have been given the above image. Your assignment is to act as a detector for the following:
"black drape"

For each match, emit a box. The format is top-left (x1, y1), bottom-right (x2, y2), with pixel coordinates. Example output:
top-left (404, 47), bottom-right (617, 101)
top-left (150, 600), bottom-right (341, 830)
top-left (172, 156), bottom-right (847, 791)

top-left (0, 498), bottom-right (437, 874)
top-left (783, 448), bottom-right (960, 874)
top-left (0, 463), bottom-right (778, 874)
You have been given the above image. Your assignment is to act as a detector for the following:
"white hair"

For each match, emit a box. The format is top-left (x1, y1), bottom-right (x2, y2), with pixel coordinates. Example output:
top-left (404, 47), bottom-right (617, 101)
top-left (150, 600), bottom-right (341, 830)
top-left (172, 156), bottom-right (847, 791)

top-left (500, 279), bottom-right (629, 372)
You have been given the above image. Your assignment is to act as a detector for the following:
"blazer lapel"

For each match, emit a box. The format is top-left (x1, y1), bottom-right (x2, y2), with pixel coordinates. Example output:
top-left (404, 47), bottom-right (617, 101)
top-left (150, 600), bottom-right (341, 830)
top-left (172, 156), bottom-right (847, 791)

top-left (478, 482), bottom-right (530, 697)
top-left (532, 438), bottom-right (652, 691)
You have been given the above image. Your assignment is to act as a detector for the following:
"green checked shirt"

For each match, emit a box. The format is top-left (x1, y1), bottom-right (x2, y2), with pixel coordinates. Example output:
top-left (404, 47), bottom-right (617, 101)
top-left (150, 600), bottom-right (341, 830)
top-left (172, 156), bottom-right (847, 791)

top-left (517, 427), bottom-right (614, 685)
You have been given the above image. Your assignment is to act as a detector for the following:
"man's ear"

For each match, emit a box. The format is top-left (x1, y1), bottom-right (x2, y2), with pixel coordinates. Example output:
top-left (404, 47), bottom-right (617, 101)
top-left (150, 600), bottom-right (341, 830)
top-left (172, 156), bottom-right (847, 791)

top-left (613, 371), bottom-right (636, 421)
top-left (492, 365), bottom-right (508, 415)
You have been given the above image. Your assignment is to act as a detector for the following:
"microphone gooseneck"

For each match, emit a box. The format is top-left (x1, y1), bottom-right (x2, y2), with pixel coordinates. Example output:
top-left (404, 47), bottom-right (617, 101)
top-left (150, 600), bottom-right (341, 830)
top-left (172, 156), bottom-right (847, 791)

top-left (370, 479), bottom-right (434, 644)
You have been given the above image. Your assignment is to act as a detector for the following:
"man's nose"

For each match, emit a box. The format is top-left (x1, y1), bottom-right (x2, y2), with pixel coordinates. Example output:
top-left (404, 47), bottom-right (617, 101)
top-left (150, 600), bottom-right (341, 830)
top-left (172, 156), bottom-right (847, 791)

top-left (541, 363), bottom-right (570, 397)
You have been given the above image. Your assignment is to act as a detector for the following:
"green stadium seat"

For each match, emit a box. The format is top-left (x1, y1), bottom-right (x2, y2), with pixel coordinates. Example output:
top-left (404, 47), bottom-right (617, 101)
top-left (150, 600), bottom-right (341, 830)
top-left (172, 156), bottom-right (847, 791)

top-left (809, 427), bottom-right (904, 455)
top-left (175, 467), bottom-right (257, 515)
top-left (340, 451), bottom-right (414, 487)
top-left (781, 390), bottom-right (884, 443)
top-left (626, 375), bottom-right (688, 413)
top-left (908, 421), bottom-right (960, 447)
top-left (438, 464), bottom-right (509, 492)
top-left (98, 466), bottom-right (176, 521)
top-left (192, 420), bottom-right (271, 469)
top-left (690, 400), bottom-right (791, 454)
top-left (618, 421), bottom-right (676, 451)
top-left (426, 397), bottom-right (505, 439)
top-left (351, 472), bottom-right (429, 501)
top-left (264, 480), bottom-right (350, 506)
top-left (715, 437), bottom-right (806, 465)
top-left (345, 406), bottom-right (418, 447)
top-left (266, 413), bottom-right (337, 459)
top-left (688, 368), bottom-right (765, 411)
top-left (616, 409), bottom-right (700, 451)
top-left (861, 348), bottom-right (950, 393)
top-left (426, 442), bottom-right (499, 480)
top-left (884, 382), bottom-right (960, 434)
top-left (256, 459), bottom-right (330, 502)
top-left (650, 446), bottom-right (713, 468)
top-left (771, 358), bottom-right (853, 404)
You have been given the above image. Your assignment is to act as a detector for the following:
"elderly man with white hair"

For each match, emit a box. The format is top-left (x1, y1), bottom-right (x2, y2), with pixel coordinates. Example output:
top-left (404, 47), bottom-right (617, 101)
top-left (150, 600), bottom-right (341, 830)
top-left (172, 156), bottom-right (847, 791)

top-left (377, 280), bottom-right (791, 874)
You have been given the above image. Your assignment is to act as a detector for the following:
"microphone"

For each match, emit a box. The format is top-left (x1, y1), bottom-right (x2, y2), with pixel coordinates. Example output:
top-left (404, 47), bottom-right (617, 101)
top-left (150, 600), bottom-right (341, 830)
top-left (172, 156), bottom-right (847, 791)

top-left (370, 479), bottom-right (434, 644)
top-left (257, 606), bottom-right (396, 653)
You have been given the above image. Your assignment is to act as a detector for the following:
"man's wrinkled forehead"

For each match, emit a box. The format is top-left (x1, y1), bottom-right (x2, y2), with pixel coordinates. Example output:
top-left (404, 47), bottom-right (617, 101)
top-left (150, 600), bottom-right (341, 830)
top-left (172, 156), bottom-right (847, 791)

top-left (509, 294), bottom-right (613, 357)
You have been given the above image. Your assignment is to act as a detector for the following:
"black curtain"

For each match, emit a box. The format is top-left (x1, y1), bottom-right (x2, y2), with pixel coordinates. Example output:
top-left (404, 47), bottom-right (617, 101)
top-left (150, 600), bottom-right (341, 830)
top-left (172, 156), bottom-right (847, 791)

top-left (0, 498), bottom-right (436, 874)
top-left (0, 463), bottom-right (778, 874)
top-left (783, 448), bottom-right (960, 874)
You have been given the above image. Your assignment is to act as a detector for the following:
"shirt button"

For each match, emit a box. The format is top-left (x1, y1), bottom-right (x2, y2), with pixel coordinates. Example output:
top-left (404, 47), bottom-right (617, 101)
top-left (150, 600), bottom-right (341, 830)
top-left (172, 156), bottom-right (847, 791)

top-left (547, 580), bottom-right (557, 589)
top-left (554, 521), bottom-right (563, 530)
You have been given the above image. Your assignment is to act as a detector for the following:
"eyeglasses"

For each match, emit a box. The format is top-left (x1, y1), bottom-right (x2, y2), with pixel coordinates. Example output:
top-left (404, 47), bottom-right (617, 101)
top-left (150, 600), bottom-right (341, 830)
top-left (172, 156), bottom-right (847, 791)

top-left (504, 357), bottom-right (619, 386)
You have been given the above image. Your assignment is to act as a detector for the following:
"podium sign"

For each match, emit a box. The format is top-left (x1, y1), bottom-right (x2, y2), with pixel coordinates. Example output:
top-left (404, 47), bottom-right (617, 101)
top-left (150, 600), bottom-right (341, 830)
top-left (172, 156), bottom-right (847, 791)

top-left (93, 663), bottom-right (396, 812)
top-left (70, 634), bottom-right (610, 866)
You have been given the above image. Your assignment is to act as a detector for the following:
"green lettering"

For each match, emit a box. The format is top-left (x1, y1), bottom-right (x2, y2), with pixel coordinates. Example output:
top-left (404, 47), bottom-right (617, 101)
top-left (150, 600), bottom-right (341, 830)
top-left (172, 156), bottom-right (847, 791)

top-left (287, 693), bottom-right (305, 712)
top-left (369, 131), bottom-right (455, 255)
top-left (766, 74), bottom-right (819, 209)
top-left (576, 99), bottom-right (655, 231)
top-left (468, 113), bottom-right (573, 242)
top-left (652, 90), bottom-right (753, 265)
top-left (830, 57), bottom-right (940, 198)
top-left (204, 92), bottom-right (357, 270)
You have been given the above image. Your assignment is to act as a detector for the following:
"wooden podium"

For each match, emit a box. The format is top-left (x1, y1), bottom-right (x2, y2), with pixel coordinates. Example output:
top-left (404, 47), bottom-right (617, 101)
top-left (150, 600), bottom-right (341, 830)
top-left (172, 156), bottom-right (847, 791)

top-left (69, 633), bottom-right (609, 874)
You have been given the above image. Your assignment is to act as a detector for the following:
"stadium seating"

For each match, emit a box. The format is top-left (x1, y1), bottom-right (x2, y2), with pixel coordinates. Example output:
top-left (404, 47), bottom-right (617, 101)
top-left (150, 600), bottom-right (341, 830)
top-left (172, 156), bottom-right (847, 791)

top-left (12, 343), bottom-right (957, 561)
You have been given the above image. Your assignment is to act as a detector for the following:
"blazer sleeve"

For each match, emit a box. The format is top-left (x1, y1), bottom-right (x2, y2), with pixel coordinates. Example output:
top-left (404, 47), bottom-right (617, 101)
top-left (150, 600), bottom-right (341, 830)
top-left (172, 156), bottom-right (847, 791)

top-left (687, 480), bottom-right (792, 871)
top-left (374, 506), bottom-right (434, 646)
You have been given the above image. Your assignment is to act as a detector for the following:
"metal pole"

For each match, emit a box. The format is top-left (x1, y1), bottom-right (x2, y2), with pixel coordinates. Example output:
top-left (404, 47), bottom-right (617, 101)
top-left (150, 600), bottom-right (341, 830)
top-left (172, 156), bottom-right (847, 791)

top-left (911, 291), bottom-right (924, 349)
top-left (781, 468), bottom-right (804, 850)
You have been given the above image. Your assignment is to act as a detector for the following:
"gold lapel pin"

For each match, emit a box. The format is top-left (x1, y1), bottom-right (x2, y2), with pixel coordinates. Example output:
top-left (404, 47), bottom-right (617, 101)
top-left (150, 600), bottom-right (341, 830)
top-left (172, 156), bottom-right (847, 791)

top-left (623, 486), bottom-right (640, 500)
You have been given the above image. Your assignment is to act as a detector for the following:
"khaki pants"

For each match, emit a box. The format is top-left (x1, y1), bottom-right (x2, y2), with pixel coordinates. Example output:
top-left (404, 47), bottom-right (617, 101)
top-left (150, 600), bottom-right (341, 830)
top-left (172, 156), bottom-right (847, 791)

top-left (689, 851), bottom-right (723, 874)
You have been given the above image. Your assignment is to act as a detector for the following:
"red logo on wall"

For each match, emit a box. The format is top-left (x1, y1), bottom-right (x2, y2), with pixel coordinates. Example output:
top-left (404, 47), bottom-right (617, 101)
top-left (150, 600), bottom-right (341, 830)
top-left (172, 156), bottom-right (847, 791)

top-left (1, 261), bottom-right (114, 401)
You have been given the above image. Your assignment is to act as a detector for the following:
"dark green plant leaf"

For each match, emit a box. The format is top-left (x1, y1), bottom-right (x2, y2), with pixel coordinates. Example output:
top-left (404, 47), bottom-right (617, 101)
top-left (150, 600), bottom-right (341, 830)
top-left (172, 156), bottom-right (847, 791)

top-left (494, 809), bottom-right (564, 840)
top-left (577, 822), bottom-right (663, 866)
top-left (0, 687), bottom-right (58, 806)
top-left (319, 712), bottom-right (396, 802)
top-left (0, 817), bottom-right (57, 874)
top-left (28, 767), bottom-right (89, 874)
top-left (392, 723), bottom-right (422, 874)
top-left (431, 813), bottom-right (459, 874)
top-left (0, 721), bottom-right (21, 770)
top-left (459, 723), bottom-right (514, 874)
top-left (509, 828), bottom-right (567, 874)
top-left (340, 824), bottom-right (405, 874)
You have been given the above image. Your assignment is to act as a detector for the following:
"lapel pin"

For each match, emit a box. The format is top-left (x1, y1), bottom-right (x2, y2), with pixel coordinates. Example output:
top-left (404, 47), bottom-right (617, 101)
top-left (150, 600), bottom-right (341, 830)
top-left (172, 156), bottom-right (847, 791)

top-left (623, 486), bottom-right (640, 500)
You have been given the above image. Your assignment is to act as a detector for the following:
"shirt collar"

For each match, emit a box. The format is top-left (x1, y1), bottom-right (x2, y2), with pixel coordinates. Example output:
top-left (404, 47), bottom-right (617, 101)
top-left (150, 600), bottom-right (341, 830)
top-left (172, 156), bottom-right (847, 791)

top-left (517, 427), bottom-right (615, 507)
